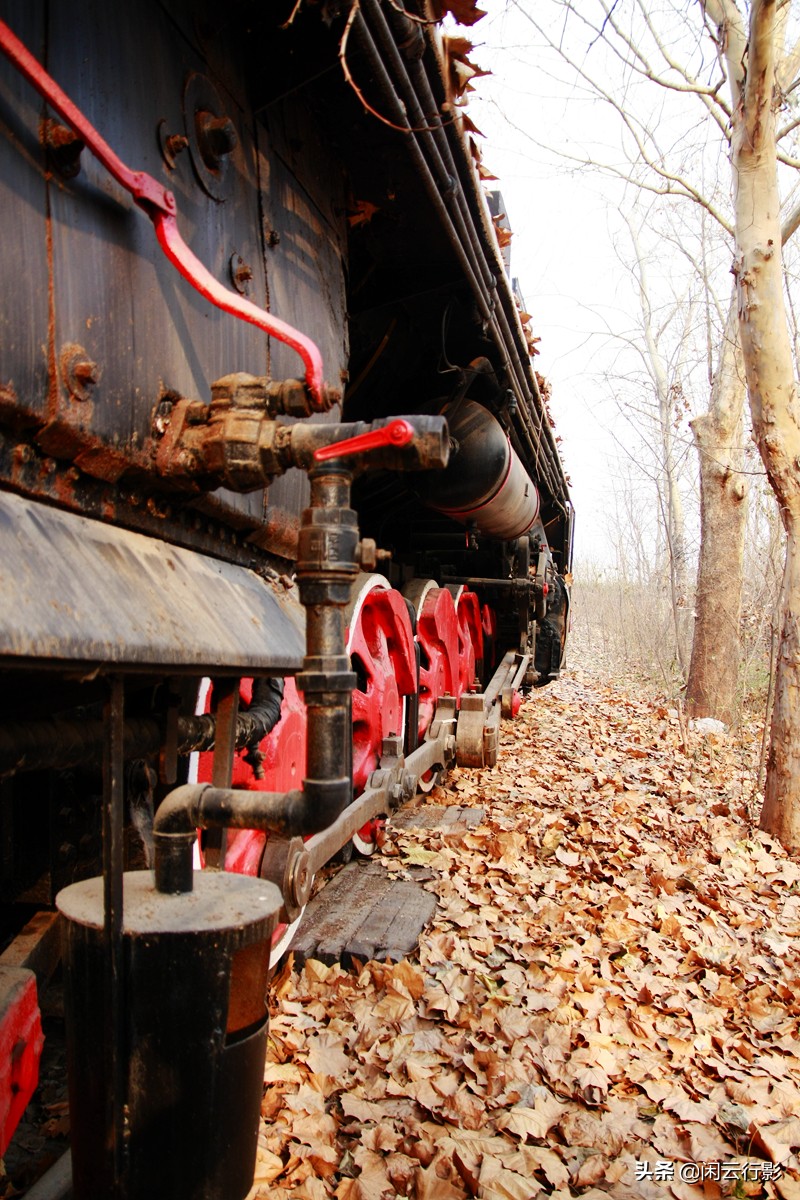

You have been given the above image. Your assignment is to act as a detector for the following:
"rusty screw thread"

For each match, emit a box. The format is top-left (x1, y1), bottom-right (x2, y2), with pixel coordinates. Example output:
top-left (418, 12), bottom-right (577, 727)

top-left (166, 133), bottom-right (188, 159)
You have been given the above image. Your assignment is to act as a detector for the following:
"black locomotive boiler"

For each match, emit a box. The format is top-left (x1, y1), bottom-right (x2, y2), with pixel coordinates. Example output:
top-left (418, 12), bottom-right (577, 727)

top-left (0, 1), bottom-right (572, 1195)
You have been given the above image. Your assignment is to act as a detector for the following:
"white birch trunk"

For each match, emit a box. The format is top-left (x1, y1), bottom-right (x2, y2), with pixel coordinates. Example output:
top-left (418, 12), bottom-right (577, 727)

top-left (686, 291), bottom-right (748, 723)
top-left (629, 222), bottom-right (690, 671)
top-left (730, 0), bottom-right (800, 849)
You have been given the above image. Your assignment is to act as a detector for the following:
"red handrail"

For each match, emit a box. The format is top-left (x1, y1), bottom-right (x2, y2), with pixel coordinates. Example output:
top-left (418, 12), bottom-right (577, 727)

top-left (0, 17), bottom-right (326, 409)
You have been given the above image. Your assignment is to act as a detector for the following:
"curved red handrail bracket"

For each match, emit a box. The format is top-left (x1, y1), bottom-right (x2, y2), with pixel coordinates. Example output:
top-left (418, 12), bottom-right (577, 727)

top-left (0, 17), bottom-right (325, 408)
top-left (153, 213), bottom-right (324, 406)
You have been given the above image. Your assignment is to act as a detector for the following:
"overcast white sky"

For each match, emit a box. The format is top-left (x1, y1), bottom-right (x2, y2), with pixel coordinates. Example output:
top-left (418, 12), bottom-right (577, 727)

top-left (466, 2), bottom-right (672, 569)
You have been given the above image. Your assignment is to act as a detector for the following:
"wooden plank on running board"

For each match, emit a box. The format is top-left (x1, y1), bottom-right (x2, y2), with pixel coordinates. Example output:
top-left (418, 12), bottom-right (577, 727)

top-left (391, 804), bottom-right (485, 830)
top-left (291, 859), bottom-right (437, 968)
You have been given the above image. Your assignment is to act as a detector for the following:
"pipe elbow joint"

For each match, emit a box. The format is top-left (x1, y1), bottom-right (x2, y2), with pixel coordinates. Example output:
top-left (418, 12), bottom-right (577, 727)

top-left (301, 777), bottom-right (352, 833)
top-left (153, 782), bottom-right (212, 836)
top-left (152, 783), bottom-right (212, 894)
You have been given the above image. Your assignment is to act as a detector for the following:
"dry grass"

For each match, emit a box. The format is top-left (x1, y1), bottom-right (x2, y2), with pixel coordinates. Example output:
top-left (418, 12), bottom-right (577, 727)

top-left (569, 569), bottom-right (777, 730)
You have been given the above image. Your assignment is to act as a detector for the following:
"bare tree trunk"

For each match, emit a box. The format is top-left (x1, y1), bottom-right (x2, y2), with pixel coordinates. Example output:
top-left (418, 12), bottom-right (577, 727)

top-left (728, 0), bottom-right (800, 849)
top-left (628, 219), bottom-right (691, 675)
top-left (686, 292), bottom-right (748, 723)
top-left (760, 538), bottom-right (800, 847)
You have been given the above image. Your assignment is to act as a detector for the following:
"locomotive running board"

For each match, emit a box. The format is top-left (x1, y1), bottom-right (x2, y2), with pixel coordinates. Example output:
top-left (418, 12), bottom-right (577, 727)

top-left (0, 491), bottom-right (305, 675)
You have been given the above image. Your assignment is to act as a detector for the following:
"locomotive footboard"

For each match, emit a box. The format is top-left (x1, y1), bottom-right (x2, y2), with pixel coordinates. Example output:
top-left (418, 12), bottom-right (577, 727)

top-left (0, 1), bottom-right (572, 1194)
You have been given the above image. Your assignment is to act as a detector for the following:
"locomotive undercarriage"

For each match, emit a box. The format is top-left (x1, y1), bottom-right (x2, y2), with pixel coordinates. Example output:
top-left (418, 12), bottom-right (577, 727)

top-left (0, 0), bottom-right (572, 1193)
top-left (0, 482), bottom-right (556, 1197)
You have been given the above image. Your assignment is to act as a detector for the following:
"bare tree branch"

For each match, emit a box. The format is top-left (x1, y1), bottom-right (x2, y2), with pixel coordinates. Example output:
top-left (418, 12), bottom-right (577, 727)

top-left (782, 193), bottom-right (800, 243)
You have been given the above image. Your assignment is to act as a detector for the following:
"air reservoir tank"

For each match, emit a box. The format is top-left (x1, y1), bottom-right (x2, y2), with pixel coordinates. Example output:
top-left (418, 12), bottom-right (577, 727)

top-left (417, 400), bottom-right (539, 540)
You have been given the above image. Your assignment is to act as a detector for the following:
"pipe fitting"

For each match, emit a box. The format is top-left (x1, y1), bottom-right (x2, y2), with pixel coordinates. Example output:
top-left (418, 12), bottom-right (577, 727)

top-left (149, 417), bottom-right (450, 904)
top-left (152, 775), bottom-right (354, 894)
top-left (296, 666), bottom-right (357, 695)
top-left (153, 830), bottom-right (196, 894)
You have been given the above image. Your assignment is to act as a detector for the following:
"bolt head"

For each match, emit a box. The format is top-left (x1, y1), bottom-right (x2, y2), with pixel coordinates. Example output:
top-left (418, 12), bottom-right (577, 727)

top-left (60, 343), bottom-right (100, 402)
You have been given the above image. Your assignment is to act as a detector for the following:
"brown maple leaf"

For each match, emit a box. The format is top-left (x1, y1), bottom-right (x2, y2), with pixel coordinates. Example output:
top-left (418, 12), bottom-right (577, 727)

top-left (431, 0), bottom-right (487, 26)
top-left (348, 199), bottom-right (380, 228)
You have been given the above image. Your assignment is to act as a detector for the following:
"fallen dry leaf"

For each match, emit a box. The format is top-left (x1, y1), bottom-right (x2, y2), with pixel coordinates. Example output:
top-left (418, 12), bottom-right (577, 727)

top-left (260, 651), bottom-right (800, 1198)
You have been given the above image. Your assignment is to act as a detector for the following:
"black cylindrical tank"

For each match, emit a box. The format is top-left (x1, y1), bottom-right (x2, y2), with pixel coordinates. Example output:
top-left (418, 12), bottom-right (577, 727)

top-left (57, 870), bottom-right (281, 1200)
top-left (416, 400), bottom-right (540, 540)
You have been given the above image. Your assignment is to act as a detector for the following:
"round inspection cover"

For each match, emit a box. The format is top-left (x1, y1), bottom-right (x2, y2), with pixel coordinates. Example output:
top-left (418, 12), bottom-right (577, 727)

top-left (183, 72), bottom-right (237, 202)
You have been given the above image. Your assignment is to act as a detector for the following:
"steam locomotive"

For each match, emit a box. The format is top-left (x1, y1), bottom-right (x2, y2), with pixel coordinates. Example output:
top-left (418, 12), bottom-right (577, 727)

top-left (0, 0), bottom-right (572, 1195)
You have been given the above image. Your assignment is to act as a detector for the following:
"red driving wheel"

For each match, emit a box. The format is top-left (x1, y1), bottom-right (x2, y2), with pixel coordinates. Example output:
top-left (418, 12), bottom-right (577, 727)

top-left (404, 579), bottom-right (459, 741)
top-left (447, 585), bottom-right (485, 697)
top-left (193, 676), bottom-right (308, 956)
top-left (346, 574), bottom-right (417, 852)
top-left (403, 579), bottom-right (460, 792)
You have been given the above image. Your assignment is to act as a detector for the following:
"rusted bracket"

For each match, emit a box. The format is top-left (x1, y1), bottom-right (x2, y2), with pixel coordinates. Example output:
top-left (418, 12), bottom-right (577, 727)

top-left (455, 652), bottom-right (529, 768)
top-left (0, 17), bottom-right (327, 409)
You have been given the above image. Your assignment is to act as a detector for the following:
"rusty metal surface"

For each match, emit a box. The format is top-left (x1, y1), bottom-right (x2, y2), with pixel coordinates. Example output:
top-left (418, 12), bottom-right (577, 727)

top-left (57, 869), bottom-right (281, 935)
top-left (0, 491), bottom-right (305, 673)
top-left (0, 14), bottom-right (328, 404)
top-left (0, 0), bottom-right (346, 531)
top-left (0, 3), bottom-right (49, 431)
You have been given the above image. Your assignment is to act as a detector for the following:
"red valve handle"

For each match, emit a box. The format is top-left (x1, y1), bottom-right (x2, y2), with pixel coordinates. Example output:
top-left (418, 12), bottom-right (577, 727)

top-left (313, 419), bottom-right (415, 463)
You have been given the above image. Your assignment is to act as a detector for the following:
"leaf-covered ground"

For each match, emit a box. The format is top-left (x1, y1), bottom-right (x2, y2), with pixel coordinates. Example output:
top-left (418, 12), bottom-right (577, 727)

top-left (251, 662), bottom-right (800, 1200)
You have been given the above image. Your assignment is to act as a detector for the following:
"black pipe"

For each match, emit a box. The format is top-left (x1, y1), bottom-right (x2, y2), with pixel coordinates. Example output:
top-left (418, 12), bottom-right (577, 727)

top-left (152, 776), bottom-right (353, 892)
top-left (0, 678), bottom-right (285, 776)
top-left (353, 11), bottom-right (537, 455)
top-left (0, 715), bottom-right (164, 776)
top-left (154, 467), bottom-right (361, 894)
top-left (391, 24), bottom-right (553, 458)
top-left (370, 0), bottom-right (497, 294)
top-left (350, 13), bottom-right (496, 330)
top-left (151, 778), bottom-right (352, 891)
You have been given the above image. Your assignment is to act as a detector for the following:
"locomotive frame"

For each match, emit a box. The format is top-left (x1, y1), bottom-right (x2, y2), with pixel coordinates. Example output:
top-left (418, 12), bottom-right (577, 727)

top-left (0, 1), bottom-right (573, 1195)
